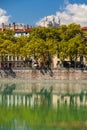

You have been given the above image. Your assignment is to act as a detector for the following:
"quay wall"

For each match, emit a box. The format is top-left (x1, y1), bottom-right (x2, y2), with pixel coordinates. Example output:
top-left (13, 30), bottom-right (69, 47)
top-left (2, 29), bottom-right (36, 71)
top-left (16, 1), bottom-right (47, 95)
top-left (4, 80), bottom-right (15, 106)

top-left (0, 69), bottom-right (87, 80)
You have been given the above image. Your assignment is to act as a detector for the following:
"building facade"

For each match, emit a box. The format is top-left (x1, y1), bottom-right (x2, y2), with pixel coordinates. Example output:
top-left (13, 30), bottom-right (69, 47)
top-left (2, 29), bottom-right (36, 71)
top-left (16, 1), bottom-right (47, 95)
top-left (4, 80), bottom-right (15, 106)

top-left (0, 22), bottom-right (32, 36)
top-left (0, 23), bottom-right (33, 68)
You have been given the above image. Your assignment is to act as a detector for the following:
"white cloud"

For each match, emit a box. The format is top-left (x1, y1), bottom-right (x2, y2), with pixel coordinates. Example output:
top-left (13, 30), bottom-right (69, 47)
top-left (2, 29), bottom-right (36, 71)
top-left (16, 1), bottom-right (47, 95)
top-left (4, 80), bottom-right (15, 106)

top-left (0, 8), bottom-right (10, 26)
top-left (36, 3), bottom-right (87, 27)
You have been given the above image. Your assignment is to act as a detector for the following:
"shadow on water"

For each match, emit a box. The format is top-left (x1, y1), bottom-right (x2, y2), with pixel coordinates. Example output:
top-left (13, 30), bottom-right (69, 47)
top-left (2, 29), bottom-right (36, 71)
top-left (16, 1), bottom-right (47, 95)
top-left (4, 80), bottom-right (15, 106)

top-left (0, 81), bottom-right (87, 129)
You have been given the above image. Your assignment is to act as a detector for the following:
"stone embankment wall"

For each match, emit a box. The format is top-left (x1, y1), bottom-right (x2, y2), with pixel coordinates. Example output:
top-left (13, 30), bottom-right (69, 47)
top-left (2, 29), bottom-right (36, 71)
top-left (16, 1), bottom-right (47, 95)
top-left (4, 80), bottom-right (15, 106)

top-left (0, 69), bottom-right (87, 80)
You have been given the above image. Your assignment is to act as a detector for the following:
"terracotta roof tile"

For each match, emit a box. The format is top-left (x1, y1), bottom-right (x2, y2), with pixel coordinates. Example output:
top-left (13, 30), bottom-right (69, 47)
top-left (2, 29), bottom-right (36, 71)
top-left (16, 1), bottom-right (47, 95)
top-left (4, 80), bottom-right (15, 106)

top-left (0, 28), bottom-right (2, 32)
top-left (81, 26), bottom-right (87, 30)
top-left (14, 28), bottom-right (32, 33)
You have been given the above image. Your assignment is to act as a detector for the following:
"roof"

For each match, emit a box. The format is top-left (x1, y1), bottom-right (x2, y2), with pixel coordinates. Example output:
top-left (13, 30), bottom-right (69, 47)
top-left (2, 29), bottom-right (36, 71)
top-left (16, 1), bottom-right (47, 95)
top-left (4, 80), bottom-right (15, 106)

top-left (0, 27), bottom-right (32, 33)
top-left (14, 28), bottom-right (32, 33)
top-left (81, 26), bottom-right (87, 31)
top-left (0, 28), bottom-right (2, 32)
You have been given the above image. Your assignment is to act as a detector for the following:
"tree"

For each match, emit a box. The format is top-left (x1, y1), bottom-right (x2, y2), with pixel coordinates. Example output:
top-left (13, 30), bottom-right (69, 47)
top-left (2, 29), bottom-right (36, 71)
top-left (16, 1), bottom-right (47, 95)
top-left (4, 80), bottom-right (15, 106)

top-left (0, 39), bottom-right (13, 61)
top-left (59, 24), bottom-right (84, 60)
top-left (0, 29), bottom-right (15, 41)
top-left (0, 23), bottom-right (86, 68)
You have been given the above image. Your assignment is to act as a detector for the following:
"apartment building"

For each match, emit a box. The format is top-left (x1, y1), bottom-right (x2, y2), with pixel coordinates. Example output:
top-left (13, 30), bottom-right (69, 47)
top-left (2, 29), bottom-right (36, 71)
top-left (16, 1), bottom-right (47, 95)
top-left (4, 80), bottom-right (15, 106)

top-left (0, 23), bottom-right (33, 68)
top-left (0, 22), bottom-right (32, 36)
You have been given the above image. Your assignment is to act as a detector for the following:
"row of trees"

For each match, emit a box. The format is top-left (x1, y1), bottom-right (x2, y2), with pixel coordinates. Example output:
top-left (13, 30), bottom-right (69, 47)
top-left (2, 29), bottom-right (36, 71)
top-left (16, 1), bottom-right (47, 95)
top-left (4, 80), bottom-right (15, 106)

top-left (0, 23), bottom-right (87, 67)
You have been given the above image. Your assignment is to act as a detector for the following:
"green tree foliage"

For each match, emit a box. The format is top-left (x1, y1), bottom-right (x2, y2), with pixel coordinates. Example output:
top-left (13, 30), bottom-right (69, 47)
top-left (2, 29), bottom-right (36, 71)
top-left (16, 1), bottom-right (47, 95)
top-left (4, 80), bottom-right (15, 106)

top-left (0, 23), bottom-right (86, 64)
top-left (57, 23), bottom-right (86, 62)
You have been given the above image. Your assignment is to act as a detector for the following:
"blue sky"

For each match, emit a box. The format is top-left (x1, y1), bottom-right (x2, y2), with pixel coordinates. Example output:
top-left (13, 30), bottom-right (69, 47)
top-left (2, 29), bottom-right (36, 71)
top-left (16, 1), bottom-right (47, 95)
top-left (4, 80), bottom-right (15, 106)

top-left (0, 0), bottom-right (87, 26)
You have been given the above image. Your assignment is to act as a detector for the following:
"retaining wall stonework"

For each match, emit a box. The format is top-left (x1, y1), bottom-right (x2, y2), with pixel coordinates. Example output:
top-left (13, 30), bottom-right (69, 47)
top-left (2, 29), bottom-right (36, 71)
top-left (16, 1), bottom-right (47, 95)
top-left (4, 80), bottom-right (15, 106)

top-left (0, 69), bottom-right (87, 80)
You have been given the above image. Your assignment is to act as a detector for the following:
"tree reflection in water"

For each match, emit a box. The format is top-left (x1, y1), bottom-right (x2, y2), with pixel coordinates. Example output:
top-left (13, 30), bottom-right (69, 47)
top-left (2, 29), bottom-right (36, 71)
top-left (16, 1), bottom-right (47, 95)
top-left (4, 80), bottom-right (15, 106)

top-left (0, 81), bottom-right (87, 129)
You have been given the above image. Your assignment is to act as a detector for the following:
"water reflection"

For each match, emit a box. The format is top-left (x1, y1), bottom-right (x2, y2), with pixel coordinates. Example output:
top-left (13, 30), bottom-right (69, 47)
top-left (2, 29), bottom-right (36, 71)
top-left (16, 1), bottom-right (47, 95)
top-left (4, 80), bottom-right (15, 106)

top-left (0, 80), bottom-right (87, 129)
top-left (0, 81), bottom-right (87, 107)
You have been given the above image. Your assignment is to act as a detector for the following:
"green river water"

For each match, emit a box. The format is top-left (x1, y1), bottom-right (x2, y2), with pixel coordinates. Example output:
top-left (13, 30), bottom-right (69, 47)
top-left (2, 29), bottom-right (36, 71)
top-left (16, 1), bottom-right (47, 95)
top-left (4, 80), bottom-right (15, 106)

top-left (0, 80), bottom-right (87, 130)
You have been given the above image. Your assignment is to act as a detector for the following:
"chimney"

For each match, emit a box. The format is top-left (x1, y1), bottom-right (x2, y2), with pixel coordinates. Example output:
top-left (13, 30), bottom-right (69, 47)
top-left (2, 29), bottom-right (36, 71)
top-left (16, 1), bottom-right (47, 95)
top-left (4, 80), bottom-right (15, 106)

top-left (13, 22), bottom-right (15, 31)
top-left (27, 24), bottom-right (29, 29)
top-left (24, 25), bottom-right (26, 30)
top-left (9, 23), bottom-right (11, 28)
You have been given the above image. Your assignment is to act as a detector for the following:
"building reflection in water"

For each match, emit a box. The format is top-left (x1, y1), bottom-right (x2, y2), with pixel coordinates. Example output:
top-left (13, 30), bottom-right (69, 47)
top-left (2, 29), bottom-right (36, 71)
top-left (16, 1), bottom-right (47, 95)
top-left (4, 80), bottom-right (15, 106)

top-left (0, 81), bottom-right (87, 107)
